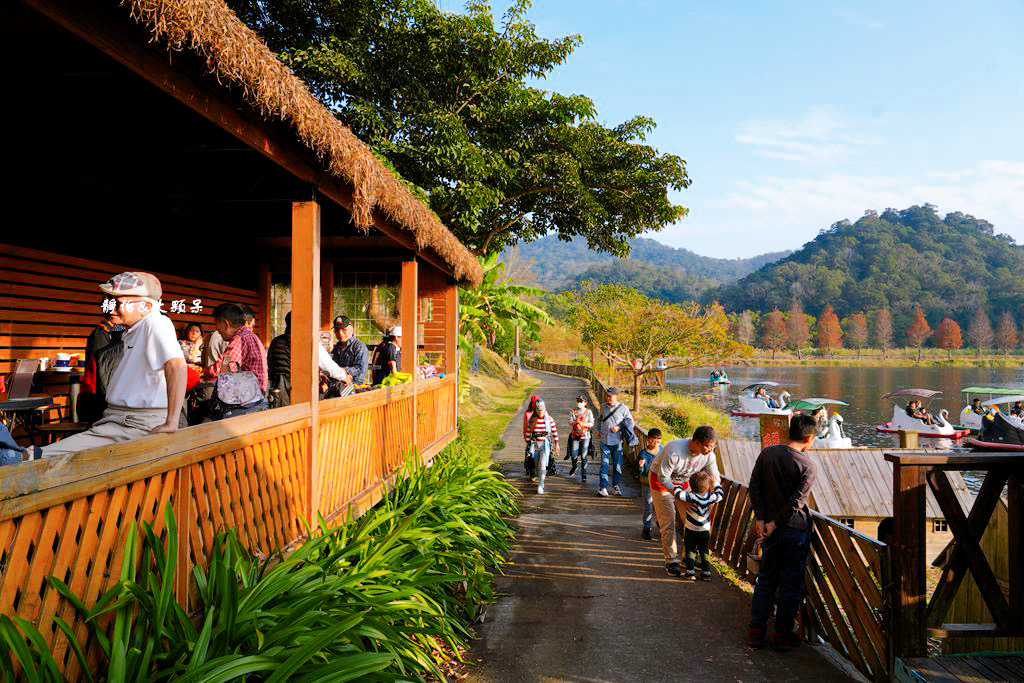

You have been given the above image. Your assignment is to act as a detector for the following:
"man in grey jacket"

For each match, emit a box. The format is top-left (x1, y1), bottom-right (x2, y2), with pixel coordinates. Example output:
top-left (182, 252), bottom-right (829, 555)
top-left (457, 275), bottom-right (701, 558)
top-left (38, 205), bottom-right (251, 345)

top-left (596, 387), bottom-right (637, 497)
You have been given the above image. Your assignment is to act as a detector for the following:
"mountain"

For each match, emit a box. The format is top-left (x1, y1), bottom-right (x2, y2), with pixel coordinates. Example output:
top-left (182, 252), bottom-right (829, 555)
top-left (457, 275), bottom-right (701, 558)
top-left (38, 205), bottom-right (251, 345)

top-left (507, 235), bottom-right (792, 297)
top-left (709, 205), bottom-right (1024, 326)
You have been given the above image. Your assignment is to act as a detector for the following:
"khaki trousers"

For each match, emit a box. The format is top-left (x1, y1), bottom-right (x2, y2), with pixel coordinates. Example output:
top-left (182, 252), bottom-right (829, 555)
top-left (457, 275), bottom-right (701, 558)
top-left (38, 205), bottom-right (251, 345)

top-left (41, 406), bottom-right (168, 459)
top-left (652, 488), bottom-right (690, 563)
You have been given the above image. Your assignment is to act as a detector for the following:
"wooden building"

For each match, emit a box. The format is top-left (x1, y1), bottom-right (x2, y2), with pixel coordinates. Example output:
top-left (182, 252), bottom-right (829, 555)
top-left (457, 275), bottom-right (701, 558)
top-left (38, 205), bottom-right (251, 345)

top-left (716, 440), bottom-right (974, 562)
top-left (0, 0), bottom-right (480, 677)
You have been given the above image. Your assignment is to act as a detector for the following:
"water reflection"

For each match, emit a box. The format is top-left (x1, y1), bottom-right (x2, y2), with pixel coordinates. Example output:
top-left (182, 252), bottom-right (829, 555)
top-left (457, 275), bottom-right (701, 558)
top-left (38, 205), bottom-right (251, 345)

top-left (667, 365), bottom-right (1024, 448)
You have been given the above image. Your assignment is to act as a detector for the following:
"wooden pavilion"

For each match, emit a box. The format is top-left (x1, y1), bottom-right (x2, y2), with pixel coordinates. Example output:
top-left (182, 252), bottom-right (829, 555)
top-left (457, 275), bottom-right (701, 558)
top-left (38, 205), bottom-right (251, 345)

top-left (0, 0), bottom-right (480, 676)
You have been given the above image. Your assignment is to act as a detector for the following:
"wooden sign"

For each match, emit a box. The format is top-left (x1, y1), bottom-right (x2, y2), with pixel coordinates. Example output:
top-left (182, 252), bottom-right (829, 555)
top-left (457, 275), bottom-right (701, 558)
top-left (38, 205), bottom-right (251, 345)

top-left (760, 413), bottom-right (790, 449)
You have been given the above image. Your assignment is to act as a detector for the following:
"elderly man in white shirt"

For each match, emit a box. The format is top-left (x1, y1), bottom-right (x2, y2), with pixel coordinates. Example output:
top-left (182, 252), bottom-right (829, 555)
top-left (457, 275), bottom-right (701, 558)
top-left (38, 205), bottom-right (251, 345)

top-left (40, 272), bottom-right (187, 460)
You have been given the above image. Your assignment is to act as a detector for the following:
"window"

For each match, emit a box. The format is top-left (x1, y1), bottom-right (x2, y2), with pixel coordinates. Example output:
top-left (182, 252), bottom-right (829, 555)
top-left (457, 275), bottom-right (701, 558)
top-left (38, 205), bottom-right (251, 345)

top-left (333, 271), bottom-right (400, 342)
top-left (933, 519), bottom-right (948, 533)
top-left (839, 518), bottom-right (855, 528)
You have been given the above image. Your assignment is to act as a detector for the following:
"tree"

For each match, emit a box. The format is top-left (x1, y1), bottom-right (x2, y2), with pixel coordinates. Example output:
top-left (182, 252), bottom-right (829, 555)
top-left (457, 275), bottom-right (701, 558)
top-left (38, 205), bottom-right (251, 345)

top-left (786, 302), bottom-right (810, 358)
top-left (233, 0), bottom-right (690, 255)
top-left (735, 310), bottom-right (756, 346)
top-left (760, 309), bottom-right (787, 360)
top-left (996, 312), bottom-right (1018, 357)
top-left (459, 253), bottom-right (552, 351)
top-left (935, 318), bottom-right (963, 359)
top-left (567, 284), bottom-right (750, 411)
top-left (967, 308), bottom-right (994, 358)
top-left (817, 304), bottom-right (842, 357)
top-left (845, 313), bottom-right (869, 358)
top-left (906, 305), bottom-right (933, 361)
top-left (875, 307), bottom-right (894, 359)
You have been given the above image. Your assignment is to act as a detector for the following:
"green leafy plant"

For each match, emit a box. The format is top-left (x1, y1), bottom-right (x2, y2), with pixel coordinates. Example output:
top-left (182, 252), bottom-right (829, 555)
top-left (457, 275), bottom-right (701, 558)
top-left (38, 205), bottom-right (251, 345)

top-left (460, 252), bottom-right (552, 351)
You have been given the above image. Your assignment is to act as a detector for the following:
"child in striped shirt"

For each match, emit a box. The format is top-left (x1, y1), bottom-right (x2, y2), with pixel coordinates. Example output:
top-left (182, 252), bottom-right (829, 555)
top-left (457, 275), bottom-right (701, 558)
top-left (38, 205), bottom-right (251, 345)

top-left (681, 470), bottom-right (725, 581)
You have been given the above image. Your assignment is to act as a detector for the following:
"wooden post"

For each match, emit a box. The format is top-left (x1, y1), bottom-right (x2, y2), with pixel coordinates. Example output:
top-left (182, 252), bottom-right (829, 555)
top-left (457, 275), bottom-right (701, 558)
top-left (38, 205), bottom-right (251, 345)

top-left (444, 282), bottom-right (459, 428)
top-left (320, 261), bottom-right (334, 332)
top-left (898, 430), bottom-right (919, 449)
top-left (891, 460), bottom-right (927, 657)
top-left (291, 201), bottom-right (321, 525)
top-left (258, 263), bottom-right (271, 344)
top-left (401, 259), bottom-right (418, 375)
top-left (173, 465), bottom-right (191, 609)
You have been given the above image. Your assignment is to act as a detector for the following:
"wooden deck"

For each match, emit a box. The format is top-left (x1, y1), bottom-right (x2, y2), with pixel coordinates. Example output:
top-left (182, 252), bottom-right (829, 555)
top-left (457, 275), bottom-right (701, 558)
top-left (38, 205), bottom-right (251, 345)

top-left (895, 654), bottom-right (1024, 682)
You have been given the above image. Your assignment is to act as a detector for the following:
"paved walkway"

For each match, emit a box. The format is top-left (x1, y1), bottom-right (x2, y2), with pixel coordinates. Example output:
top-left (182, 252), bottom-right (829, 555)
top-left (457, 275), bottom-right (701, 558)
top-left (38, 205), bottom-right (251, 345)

top-left (467, 369), bottom-right (858, 683)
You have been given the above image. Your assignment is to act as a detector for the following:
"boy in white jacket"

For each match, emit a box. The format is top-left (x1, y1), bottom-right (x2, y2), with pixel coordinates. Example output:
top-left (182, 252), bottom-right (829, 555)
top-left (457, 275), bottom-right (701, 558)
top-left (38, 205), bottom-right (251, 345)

top-left (648, 426), bottom-right (721, 576)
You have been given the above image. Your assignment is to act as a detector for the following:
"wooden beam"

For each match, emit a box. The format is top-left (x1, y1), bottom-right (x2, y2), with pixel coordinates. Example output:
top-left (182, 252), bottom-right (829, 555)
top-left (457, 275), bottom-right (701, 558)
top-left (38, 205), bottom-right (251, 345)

top-left (22, 0), bottom-right (458, 281)
top-left (320, 261), bottom-right (334, 331)
top-left (258, 263), bottom-right (271, 343)
top-left (291, 201), bottom-right (321, 524)
top-left (1006, 469), bottom-right (1022, 631)
top-left (892, 463), bottom-right (928, 658)
top-left (401, 259), bottom-right (418, 375)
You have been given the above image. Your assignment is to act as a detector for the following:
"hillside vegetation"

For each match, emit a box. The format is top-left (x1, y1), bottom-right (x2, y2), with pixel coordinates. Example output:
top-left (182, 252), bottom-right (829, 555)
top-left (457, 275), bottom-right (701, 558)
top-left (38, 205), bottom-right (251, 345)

top-left (710, 206), bottom-right (1024, 328)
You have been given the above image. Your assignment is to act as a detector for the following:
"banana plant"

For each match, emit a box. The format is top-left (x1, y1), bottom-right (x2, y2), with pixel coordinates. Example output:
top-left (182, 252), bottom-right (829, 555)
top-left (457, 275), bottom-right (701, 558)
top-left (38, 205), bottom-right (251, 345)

top-left (459, 252), bottom-right (552, 352)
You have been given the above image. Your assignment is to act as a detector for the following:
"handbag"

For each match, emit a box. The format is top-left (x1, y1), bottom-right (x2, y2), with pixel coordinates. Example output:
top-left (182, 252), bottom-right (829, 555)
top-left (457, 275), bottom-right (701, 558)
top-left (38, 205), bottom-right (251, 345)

top-left (215, 370), bottom-right (264, 409)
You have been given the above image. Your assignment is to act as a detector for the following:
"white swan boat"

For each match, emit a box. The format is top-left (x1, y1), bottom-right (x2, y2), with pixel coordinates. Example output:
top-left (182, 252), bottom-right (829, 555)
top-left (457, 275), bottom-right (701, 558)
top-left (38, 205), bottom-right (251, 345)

top-left (785, 398), bottom-right (854, 448)
top-left (875, 388), bottom-right (970, 439)
top-left (732, 381), bottom-right (792, 417)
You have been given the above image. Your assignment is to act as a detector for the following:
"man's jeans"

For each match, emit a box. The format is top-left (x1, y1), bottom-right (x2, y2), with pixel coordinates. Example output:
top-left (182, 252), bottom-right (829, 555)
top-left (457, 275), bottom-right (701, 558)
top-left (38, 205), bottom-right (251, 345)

top-left (599, 441), bottom-right (623, 490)
top-left (641, 482), bottom-right (654, 530)
top-left (750, 525), bottom-right (811, 634)
top-left (570, 435), bottom-right (590, 479)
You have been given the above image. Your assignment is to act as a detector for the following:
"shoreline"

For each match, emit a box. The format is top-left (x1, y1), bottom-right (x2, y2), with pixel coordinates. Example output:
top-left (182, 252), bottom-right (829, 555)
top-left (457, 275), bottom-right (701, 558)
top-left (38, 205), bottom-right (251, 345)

top-left (729, 357), bottom-right (1024, 368)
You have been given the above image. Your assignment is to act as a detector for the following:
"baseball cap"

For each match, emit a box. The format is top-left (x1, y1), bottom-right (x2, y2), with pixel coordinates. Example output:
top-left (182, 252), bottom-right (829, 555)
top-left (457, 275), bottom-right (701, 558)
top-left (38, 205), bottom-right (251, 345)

top-left (389, 325), bottom-right (403, 337)
top-left (99, 272), bottom-right (162, 300)
top-left (333, 315), bottom-right (352, 329)
top-left (607, 387), bottom-right (620, 396)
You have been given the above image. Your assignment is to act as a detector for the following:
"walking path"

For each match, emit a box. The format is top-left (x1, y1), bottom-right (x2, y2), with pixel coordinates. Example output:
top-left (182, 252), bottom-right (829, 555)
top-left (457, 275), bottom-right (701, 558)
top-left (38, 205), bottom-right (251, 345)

top-left (467, 369), bottom-right (858, 683)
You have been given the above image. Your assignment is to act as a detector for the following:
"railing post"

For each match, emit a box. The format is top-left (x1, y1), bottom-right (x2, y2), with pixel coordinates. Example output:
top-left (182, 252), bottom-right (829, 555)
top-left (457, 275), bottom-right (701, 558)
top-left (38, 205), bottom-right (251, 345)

top-left (444, 282), bottom-right (458, 434)
top-left (292, 200), bottom-right (321, 525)
top-left (173, 464), bottom-right (191, 609)
top-left (890, 458), bottom-right (927, 658)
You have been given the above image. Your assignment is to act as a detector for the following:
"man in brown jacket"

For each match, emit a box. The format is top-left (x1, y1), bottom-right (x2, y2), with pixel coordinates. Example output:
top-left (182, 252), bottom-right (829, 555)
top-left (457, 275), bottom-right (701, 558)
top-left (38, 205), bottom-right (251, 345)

top-left (746, 414), bottom-right (818, 651)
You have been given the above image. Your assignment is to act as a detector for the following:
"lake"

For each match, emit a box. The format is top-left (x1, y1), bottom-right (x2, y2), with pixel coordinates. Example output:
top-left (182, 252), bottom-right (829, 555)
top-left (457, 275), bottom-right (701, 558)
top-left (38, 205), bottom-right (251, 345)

top-left (666, 365), bottom-right (1024, 450)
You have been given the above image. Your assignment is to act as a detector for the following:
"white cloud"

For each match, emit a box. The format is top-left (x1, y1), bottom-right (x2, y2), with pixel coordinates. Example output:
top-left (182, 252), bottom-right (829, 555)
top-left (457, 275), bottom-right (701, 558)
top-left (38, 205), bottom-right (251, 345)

top-left (735, 106), bottom-right (886, 164)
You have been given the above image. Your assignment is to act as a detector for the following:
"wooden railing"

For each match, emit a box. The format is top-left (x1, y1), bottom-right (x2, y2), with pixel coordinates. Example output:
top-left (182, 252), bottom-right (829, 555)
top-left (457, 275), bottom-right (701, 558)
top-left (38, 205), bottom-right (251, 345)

top-left (711, 477), bottom-right (892, 682)
top-left (0, 376), bottom-right (457, 679)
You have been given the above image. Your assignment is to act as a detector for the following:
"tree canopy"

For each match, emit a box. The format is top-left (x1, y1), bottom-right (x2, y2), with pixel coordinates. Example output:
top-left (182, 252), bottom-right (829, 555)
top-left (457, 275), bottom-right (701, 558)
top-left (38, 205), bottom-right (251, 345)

top-left (232, 0), bottom-right (690, 255)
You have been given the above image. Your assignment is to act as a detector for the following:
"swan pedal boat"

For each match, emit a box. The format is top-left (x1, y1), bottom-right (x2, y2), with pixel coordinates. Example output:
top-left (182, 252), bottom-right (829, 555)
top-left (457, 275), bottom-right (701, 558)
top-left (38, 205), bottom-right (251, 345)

top-left (732, 381), bottom-right (792, 417)
top-left (956, 387), bottom-right (1024, 431)
top-left (966, 410), bottom-right (1024, 451)
top-left (874, 388), bottom-right (969, 439)
top-left (709, 369), bottom-right (731, 385)
top-left (785, 397), bottom-right (854, 448)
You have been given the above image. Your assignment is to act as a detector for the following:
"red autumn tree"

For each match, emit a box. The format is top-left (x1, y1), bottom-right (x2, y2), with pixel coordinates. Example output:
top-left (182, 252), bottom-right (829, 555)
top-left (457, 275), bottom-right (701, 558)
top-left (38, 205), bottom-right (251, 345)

top-left (996, 312), bottom-right (1018, 357)
top-left (967, 308), bottom-right (994, 358)
top-left (816, 304), bottom-right (842, 357)
top-left (760, 309), bottom-right (787, 360)
top-left (935, 318), bottom-right (963, 359)
top-left (906, 305), bottom-right (932, 361)
top-left (874, 307), bottom-right (894, 359)
top-left (786, 301), bottom-right (810, 358)
top-left (846, 313), bottom-right (869, 358)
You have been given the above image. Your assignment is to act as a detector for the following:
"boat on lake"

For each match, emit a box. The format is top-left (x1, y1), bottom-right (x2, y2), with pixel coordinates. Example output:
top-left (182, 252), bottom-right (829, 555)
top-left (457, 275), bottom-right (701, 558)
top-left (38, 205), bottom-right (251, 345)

top-left (966, 410), bottom-right (1024, 451)
top-left (875, 388), bottom-right (970, 439)
top-left (957, 386), bottom-right (1024, 431)
top-left (732, 381), bottom-right (792, 417)
top-left (709, 368), bottom-right (730, 385)
top-left (785, 397), bottom-right (853, 448)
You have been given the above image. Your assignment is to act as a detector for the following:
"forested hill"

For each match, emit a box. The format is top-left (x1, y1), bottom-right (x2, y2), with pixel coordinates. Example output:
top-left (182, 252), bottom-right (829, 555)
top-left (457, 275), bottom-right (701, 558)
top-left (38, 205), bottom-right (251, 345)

top-left (509, 235), bottom-right (791, 294)
top-left (709, 206), bottom-right (1024, 322)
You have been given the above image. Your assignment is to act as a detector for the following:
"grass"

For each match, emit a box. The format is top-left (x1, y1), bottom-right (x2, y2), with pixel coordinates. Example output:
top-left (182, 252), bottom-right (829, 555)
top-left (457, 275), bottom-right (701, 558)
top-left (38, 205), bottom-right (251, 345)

top-left (622, 389), bottom-right (732, 441)
top-left (459, 348), bottom-right (540, 454)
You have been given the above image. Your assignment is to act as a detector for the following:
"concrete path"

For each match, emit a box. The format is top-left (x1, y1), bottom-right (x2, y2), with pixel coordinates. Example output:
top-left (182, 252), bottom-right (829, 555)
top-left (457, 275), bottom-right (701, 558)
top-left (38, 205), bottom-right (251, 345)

top-left (466, 369), bottom-right (858, 683)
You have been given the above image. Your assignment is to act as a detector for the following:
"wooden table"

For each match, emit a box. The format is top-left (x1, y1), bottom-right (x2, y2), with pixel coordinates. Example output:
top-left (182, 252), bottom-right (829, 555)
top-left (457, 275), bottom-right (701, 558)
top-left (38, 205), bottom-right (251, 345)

top-left (0, 393), bottom-right (54, 445)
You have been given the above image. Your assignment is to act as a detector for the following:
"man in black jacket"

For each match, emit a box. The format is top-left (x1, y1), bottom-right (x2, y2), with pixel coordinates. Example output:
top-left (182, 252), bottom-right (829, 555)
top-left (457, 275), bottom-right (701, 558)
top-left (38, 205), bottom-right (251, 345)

top-left (747, 414), bottom-right (818, 651)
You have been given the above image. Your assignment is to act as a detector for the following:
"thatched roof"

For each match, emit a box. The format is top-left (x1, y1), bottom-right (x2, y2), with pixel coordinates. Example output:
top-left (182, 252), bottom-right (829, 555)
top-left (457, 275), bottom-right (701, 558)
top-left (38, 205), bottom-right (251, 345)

top-left (127, 0), bottom-right (482, 285)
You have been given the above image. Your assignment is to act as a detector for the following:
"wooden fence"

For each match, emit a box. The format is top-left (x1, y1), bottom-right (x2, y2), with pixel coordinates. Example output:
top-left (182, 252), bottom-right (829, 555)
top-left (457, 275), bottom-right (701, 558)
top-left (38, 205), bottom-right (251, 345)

top-left (0, 376), bottom-right (456, 679)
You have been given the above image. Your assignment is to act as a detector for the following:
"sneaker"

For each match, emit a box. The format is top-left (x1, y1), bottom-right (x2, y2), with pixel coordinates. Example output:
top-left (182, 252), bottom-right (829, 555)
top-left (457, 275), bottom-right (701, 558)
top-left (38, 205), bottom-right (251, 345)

top-left (701, 571), bottom-right (712, 582)
top-left (581, 474), bottom-right (587, 482)
top-left (685, 570), bottom-right (696, 581)
top-left (772, 631), bottom-right (800, 652)
top-left (612, 485), bottom-right (622, 496)
top-left (641, 528), bottom-right (652, 541)
top-left (746, 627), bottom-right (766, 649)
top-left (665, 562), bottom-right (682, 577)
top-left (530, 476), bottom-right (538, 483)
top-left (597, 488), bottom-right (609, 497)
top-left (537, 484), bottom-right (545, 495)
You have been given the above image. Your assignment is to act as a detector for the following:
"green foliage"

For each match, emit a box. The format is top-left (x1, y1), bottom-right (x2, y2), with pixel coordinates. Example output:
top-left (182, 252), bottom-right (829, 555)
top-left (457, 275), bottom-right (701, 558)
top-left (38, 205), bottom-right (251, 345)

top-left (512, 235), bottom-right (791, 293)
top-left (230, 0), bottom-right (690, 255)
top-left (460, 252), bottom-right (552, 350)
top-left (712, 206), bottom-right (1024, 341)
top-left (1, 440), bottom-right (517, 682)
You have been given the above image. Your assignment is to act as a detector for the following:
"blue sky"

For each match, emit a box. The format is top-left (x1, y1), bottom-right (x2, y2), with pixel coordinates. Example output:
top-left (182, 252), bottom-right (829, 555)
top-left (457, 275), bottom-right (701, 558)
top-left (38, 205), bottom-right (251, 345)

top-left (439, 0), bottom-right (1024, 258)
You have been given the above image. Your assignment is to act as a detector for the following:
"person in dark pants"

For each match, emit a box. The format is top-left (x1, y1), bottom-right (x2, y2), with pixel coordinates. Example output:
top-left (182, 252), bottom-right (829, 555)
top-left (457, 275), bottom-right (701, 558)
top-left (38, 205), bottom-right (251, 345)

top-left (747, 414), bottom-right (818, 651)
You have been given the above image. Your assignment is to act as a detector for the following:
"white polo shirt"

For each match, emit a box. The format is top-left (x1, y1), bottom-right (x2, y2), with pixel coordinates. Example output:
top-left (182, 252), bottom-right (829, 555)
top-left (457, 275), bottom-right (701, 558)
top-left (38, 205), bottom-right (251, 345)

top-left (106, 311), bottom-right (185, 409)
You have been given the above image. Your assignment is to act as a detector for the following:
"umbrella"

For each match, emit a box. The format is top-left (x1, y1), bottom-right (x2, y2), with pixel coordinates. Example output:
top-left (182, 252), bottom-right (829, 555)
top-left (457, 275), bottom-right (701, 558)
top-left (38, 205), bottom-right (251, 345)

top-left (880, 388), bottom-right (942, 400)
top-left (784, 398), bottom-right (849, 412)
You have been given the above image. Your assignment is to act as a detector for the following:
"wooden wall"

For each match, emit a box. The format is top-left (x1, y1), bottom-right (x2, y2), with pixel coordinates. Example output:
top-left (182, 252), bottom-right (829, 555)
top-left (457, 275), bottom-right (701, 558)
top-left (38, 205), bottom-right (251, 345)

top-left (416, 265), bottom-right (450, 372)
